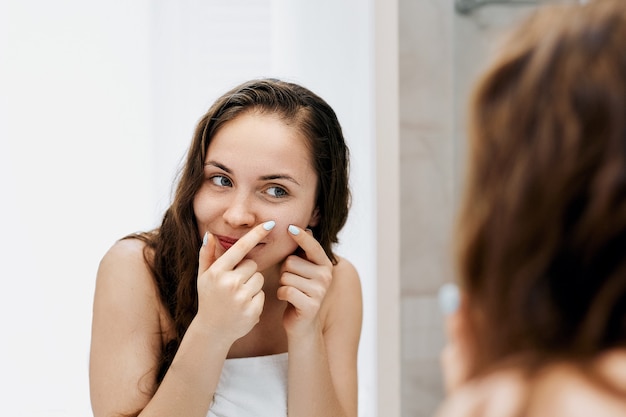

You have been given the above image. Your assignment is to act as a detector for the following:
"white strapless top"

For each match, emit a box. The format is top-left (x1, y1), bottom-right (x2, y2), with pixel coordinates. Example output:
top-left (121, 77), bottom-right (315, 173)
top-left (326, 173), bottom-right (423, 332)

top-left (208, 353), bottom-right (288, 417)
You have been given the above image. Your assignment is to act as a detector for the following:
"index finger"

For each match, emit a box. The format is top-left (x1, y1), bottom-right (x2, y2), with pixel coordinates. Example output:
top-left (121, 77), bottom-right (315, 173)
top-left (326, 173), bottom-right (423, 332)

top-left (212, 220), bottom-right (276, 270)
top-left (287, 225), bottom-right (331, 266)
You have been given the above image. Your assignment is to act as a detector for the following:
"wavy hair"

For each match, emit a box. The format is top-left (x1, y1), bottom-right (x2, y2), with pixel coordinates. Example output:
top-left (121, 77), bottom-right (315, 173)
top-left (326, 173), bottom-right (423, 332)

top-left (456, 0), bottom-right (626, 376)
top-left (129, 78), bottom-right (351, 383)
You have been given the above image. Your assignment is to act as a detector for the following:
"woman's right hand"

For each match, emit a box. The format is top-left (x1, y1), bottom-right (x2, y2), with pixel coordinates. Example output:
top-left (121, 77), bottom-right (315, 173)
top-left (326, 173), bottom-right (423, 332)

top-left (195, 221), bottom-right (275, 345)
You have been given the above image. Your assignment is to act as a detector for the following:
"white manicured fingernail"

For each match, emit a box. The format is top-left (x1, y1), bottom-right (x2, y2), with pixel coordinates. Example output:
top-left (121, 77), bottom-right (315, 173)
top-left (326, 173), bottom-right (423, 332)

top-left (203, 231), bottom-right (209, 246)
top-left (288, 225), bottom-right (300, 235)
top-left (263, 220), bottom-right (276, 231)
top-left (438, 283), bottom-right (460, 315)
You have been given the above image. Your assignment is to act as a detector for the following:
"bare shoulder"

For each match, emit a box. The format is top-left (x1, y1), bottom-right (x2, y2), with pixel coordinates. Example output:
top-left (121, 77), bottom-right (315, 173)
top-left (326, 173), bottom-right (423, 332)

top-left (436, 358), bottom-right (626, 417)
top-left (327, 256), bottom-right (362, 306)
top-left (94, 237), bottom-right (164, 322)
top-left (321, 256), bottom-right (362, 334)
top-left (98, 238), bottom-right (153, 288)
top-left (331, 256), bottom-right (361, 288)
top-left (98, 237), bottom-right (150, 276)
top-left (436, 369), bottom-right (528, 417)
top-left (595, 349), bottom-right (626, 388)
top-left (528, 359), bottom-right (626, 417)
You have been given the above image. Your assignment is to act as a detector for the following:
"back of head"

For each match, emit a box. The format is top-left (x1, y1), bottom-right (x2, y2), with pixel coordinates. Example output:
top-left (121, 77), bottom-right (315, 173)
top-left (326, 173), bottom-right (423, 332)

top-left (456, 0), bottom-right (626, 373)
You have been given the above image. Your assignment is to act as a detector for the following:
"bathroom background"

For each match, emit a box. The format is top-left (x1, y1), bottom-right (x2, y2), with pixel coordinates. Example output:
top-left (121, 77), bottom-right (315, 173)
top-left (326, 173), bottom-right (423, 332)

top-left (0, 0), bottom-right (580, 416)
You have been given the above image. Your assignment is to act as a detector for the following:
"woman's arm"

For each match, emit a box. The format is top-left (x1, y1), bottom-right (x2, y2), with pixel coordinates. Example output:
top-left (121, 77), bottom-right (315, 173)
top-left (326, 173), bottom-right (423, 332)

top-left (89, 239), bottom-right (228, 417)
top-left (278, 226), bottom-right (363, 417)
top-left (90, 223), bottom-right (273, 417)
top-left (89, 238), bottom-right (166, 416)
top-left (290, 258), bottom-right (362, 417)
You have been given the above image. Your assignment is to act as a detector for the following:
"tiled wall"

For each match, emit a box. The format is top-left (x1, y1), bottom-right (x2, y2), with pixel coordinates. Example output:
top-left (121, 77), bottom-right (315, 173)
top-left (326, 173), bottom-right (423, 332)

top-left (397, 1), bottom-right (571, 415)
top-left (399, 1), bottom-right (455, 414)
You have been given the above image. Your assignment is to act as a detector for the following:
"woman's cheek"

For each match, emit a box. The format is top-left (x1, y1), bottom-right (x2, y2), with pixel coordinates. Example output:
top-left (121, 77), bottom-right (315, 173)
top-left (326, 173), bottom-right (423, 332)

top-left (278, 202), bottom-right (315, 228)
top-left (274, 216), bottom-right (309, 250)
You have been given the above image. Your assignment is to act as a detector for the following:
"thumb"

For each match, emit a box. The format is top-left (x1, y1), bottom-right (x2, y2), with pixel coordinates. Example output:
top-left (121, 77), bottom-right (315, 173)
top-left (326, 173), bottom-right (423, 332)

top-left (198, 231), bottom-right (217, 275)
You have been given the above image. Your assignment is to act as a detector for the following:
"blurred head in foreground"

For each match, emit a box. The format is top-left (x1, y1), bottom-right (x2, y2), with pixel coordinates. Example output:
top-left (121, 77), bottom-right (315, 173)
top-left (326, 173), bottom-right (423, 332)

top-left (455, 0), bottom-right (626, 379)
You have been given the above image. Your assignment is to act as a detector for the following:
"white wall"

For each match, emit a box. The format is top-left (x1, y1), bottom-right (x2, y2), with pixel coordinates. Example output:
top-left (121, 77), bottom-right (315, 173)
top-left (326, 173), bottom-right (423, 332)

top-left (1, 1), bottom-right (154, 415)
top-left (0, 1), bottom-right (395, 415)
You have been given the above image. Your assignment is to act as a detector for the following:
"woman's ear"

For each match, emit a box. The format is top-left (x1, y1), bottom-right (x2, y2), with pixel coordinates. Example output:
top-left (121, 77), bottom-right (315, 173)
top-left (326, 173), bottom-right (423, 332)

top-left (308, 207), bottom-right (320, 228)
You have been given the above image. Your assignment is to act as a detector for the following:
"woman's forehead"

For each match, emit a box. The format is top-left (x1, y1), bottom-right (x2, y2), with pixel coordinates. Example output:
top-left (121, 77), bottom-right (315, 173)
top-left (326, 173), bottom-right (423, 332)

top-left (205, 112), bottom-right (317, 181)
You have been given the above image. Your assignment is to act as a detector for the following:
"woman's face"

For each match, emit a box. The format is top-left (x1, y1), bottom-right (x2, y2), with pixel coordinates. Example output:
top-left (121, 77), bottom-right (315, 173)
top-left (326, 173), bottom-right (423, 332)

top-left (193, 111), bottom-right (319, 273)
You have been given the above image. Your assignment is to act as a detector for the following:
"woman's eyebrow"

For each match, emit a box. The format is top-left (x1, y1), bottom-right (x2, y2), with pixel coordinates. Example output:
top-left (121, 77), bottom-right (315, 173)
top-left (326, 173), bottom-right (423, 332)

top-left (205, 161), bottom-right (300, 186)
top-left (260, 174), bottom-right (300, 186)
top-left (204, 160), bottom-right (231, 173)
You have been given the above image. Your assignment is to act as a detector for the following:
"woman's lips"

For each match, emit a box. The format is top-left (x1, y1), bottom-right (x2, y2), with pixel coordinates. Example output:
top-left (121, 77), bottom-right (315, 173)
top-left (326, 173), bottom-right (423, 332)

top-left (215, 235), bottom-right (266, 252)
top-left (214, 235), bottom-right (265, 251)
top-left (216, 236), bottom-right (238, 250)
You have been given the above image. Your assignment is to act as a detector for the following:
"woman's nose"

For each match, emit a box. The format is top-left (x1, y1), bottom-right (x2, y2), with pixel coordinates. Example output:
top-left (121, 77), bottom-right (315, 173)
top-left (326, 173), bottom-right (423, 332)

top-left (222, 193), bottom-right (256, 228)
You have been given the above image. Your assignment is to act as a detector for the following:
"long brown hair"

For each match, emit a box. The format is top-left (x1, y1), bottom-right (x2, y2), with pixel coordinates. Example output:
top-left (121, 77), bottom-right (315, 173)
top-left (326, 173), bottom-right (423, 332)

top-left (129, 78), bottom-right (351, 382)
top-left (456, 0), bottom-right (626, 376)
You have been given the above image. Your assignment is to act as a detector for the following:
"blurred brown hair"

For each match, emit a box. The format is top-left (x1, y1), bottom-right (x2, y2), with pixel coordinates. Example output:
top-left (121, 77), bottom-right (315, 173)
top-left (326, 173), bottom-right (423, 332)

top-left (456, 0), bottom-right (626, 376)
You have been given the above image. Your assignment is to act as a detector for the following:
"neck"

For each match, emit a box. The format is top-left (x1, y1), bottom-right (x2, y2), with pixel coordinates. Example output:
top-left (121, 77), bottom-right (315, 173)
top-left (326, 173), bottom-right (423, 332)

top-left (260, 262), bottom-right (283, 295)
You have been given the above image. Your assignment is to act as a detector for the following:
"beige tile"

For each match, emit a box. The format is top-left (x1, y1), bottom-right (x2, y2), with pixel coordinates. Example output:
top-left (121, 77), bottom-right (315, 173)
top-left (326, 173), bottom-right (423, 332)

top-left (400, 128), bottom-right (456, 294)
top-left (399, 0), bottom-right (453, 130)
top-left (402, 358), bottom-right (445, 417)
top-left (401, 296), bottom-right (446, 361)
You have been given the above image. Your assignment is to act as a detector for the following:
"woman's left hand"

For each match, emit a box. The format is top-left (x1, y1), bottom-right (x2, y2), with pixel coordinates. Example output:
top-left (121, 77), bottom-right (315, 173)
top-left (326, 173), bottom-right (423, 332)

top-left (277, 225), bottom-right (333, 338)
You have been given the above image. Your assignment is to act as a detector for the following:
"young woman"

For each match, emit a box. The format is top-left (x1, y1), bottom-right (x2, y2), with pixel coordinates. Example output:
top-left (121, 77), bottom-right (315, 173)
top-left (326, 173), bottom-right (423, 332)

top-left (89, 79), bottom-right (362, 417)
top-left (437, 0), bottom-right (626, 416)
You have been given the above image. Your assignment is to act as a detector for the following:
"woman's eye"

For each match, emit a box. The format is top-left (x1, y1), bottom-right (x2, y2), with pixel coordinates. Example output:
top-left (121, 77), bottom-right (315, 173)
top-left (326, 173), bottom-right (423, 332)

top-left (210, 175), bottom-right (232, 187)
top-left (266, 186), bottom-right (288, 198)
